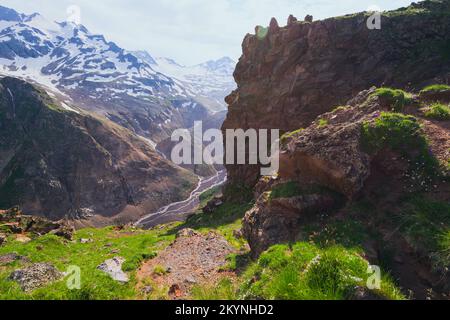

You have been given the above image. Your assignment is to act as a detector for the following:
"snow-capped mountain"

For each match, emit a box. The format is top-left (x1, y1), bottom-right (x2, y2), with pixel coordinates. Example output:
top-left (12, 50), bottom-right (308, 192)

top-left (0, 5), bottom-right (232, 142)
top-left (134, 52), bottom-right (236, 112)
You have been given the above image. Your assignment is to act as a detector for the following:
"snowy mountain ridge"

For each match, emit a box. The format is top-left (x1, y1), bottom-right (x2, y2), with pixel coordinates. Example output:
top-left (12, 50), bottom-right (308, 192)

top-left (0, 5), bottom-right (235, 140)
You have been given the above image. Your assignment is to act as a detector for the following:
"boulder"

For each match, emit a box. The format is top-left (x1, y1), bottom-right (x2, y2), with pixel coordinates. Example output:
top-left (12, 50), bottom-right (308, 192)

top-left (97, 257), bottom-right (129, 283)
top-left (9, 263), bottom-right (63, 292)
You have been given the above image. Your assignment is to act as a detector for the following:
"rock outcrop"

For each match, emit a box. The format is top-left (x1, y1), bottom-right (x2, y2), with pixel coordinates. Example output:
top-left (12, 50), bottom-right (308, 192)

top-left (222, 0), bottom-right (450, 189)
top-left (0, 207), bottom-right (74, 240)
top-left (242, 87), bottom-right (448, 256)
top-left (0, 77), bottom-right (197, 223)
top-left (9, 263), bottom-right (63, 292)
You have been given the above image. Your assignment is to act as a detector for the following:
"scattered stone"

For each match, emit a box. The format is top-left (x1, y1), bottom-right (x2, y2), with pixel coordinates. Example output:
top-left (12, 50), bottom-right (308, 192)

top-left (9, 263), bottom-right (63, 292)
top-left (0, 233), bottom-right (6, 246)
top-left (176, 228), bottom-right (199, 239)
top-left (80, 238), bottom-right (93, 244)
top-left (138, 231), bottom-right (235, 299)
top-left (97, 257), bottom-right (129, 283)
top-left (110, 249), bottom-right (120, 254)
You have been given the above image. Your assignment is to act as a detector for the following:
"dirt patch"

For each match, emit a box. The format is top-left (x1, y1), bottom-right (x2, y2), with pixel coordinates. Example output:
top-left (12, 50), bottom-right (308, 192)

top-left (421, 119), bottom-right (450, 167)
top-left (137, 229), bottom-right (236, 299)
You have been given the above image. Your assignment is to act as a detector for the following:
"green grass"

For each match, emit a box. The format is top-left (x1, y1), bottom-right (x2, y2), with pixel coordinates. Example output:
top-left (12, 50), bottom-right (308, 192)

top-left (395, 195), bottom-right (450, 272)
top-left (270, 181), bottom-right (302, 199)
top-left (424, 103), bottom-right (450, 120)
top-left (269, 182), bottom-right (346, 211)
top-left (318, 119), bottom-right (329, 128)
top-left (191, 278), bottom-right (238, 300)
top-left (361, 112), bottom-right (438, 175)
top-left (153, 265), bottom-right (169, 276)
top-left (0, 226), bottom-right (176, 300)
top-left (420, 84), bottom-right (450, 94)
top-left (371, 88), bottom-right (413, 112)
top-left (240, 243), bottom-right (404, 300)
top-left (301, 220), bottom-right (369, 250)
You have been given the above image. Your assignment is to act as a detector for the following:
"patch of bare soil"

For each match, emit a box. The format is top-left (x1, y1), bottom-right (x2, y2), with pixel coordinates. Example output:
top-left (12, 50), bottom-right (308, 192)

top-left (137, 229), bottom-right (236, 299)
top-left (421, 118), bottom-right (450, 167)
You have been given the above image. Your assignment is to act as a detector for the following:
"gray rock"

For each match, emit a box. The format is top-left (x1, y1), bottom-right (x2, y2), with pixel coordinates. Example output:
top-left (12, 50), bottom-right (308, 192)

top-left (9, 263), bottom-right (63, 292)
top-left (97, 257), bottom-right (129, 283)
top-left (80, 238), bottom-right (93, 244)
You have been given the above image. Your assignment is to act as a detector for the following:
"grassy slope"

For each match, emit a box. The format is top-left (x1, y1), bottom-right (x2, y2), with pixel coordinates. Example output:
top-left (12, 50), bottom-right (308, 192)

top-left (0, 188), bottom-right (252, 300)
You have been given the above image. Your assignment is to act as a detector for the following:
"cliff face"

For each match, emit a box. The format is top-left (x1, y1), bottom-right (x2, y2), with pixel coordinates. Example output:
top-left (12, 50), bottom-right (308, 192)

top-left (0, 77), bottom-right (197, 224)
top-left (222, 0), bottom-right (450, 188)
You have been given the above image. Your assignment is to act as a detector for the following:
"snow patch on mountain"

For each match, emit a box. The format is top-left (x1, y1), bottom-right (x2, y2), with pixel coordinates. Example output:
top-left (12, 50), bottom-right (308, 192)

top-left (134, 51), bottom-right (236, 112)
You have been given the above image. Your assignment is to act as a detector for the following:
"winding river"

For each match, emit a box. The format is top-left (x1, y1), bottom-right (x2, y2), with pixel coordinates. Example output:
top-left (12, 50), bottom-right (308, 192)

top-left (136, 170), bottom-right (227, 229)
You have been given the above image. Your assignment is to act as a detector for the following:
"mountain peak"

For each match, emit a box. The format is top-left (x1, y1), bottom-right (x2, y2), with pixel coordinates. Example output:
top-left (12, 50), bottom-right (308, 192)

top-left (0, 5), bottom-right (23, 22)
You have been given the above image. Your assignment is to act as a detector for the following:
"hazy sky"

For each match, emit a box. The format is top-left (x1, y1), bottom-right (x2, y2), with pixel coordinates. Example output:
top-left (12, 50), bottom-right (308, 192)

top-left (0, 0), bottom-right (414, 65)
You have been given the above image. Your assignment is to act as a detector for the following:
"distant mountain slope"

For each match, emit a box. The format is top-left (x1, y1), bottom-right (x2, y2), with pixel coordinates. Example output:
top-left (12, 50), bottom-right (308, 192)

top-left (0, 77), bottom-right (197, 224)
top-left (134, 52), bottom-right (236, 113)
top-left (0, 5), bottom-right (231, 142)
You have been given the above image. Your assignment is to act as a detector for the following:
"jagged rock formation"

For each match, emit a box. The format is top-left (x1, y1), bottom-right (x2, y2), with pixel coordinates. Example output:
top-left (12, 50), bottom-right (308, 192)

top-left (223, 0), bottom-right (450, 189)
top-left (0, 77), bottom-right (197, 223)
top-left (242, 87), bottom-right (450, 257)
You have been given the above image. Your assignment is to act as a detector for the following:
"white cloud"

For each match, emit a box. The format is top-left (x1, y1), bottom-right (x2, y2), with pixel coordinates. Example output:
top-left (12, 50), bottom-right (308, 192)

top-left (0, 0), bottom-right (414, 65)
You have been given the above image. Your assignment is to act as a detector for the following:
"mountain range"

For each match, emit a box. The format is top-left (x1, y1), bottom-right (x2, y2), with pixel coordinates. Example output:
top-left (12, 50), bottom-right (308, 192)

top-left (0, 5), bottom-right (235, 142)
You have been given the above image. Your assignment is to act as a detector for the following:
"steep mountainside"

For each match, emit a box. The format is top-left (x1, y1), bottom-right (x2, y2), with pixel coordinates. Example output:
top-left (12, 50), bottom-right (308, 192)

top-left (223, 0), bottom-right (450, 189)
top-left (0, 6), bottom-right (224, 142)
top-left (0, 77), bottom-right (197, 224)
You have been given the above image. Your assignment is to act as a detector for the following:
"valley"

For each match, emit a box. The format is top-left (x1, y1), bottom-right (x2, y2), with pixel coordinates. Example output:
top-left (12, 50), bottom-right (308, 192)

top-left (0, 0), bottom-right (449, 302)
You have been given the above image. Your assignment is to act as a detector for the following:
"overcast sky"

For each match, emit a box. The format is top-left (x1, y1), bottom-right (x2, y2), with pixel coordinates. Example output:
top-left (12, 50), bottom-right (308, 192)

top-left (1, 0), bottom-right (414, 65)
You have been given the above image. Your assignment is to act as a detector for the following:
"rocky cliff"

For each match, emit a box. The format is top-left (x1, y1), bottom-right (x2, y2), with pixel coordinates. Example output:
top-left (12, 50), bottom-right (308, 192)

top-left (0, 77), bottom-right (197, 224)
top-left (223, 0), bottom-right (450, 189)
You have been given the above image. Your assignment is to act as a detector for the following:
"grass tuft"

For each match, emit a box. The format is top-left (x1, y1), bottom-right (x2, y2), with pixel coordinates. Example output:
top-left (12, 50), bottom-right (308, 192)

top-left (371, 88), bottom-right (413, 112)
top-left (424, 103), bottom-right (450, 120)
